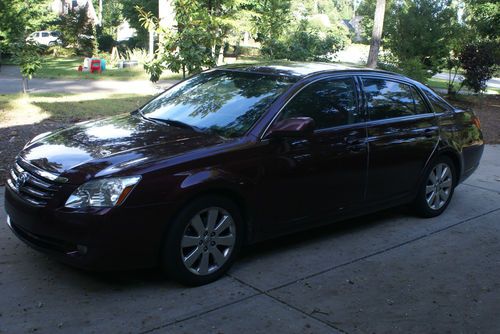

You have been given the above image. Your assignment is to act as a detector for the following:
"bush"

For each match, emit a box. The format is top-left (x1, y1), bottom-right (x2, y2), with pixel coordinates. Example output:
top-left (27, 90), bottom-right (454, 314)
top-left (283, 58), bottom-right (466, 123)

top-left (399, 57), bottom-right (430, 83)
top-left (262, 21), bottom-right (348, 61)
top-left (459, 41), bottom-right (499, 93)
top-left (98, 34), bottom-right (116, 52)
top-left (59, 6), bottom-right (97, 56)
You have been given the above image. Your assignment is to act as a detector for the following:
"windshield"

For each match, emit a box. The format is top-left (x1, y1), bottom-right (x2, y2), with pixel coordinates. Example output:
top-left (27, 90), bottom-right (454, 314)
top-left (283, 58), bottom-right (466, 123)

top-left (140, 70), bottom-right (295, 137)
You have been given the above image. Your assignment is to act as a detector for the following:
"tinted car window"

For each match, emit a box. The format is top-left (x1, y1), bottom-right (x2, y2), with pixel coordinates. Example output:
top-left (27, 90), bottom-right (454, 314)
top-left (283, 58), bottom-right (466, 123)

top-left (424, 90), bottom-right (453, 113)
top-left (50, 32), bottom-right (60, 37)
top-left (411, 87), bottom-right (429, 114)
top-left (363, 78), bottom-right (428, 120)
top-left (140, 71), bottom-right (295, 138)
top-left (280, 77), bottom-right (359, 129)
top-left (41, 32), bottom-right (49, 37)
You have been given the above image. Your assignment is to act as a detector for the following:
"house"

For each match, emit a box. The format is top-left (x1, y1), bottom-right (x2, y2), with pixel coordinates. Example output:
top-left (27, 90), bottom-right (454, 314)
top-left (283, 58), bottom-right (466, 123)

top-left (51, 0), bottom-right (99, 24)
top-left (341, 15), bottom-right (364, 42)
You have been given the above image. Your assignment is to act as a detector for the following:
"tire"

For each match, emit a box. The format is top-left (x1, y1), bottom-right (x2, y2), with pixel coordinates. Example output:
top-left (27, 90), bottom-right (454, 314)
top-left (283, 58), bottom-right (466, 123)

top-left (161, 196), bottom-right (243, 286)
top-left (414, 156), bottom-right (456, 218)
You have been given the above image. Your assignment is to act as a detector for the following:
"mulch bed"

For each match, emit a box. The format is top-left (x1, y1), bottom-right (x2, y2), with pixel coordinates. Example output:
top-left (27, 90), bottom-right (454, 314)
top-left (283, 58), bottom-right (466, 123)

top-left (1, 120), bottom-right (70, 186)
top-left (1, 95), bottom-right (498, 186)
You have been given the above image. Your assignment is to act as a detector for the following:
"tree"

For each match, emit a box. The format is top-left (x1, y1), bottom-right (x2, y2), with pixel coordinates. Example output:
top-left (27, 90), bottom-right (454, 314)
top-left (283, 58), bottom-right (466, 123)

top-left (0, 0), bottom-right (55, 59)
top-left (0, 0), bottom-right (47, 91)
top-left (252, 0), bottom-right (292, 57)
top-left (59, 6), bottom-right (98, 56)
top-left (256, 0), bottom-right (349, 61)
top-left (459, 41), bottom-right (498, 93)
top-left (139, 0), bottom-right (236, 81)
top-left (122, 0), bottom-right (158, 48)
top-left (13, 41), bottom-right (43, 93)
top-left (366, 0), bottom-right (386, 68)
top-left (383, 0), bottom-right (459, 81)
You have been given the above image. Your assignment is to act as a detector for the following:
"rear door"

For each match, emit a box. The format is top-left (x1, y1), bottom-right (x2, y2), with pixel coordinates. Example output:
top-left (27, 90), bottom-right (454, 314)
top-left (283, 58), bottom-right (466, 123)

top-left (360, 76), bottom-right (439, 202)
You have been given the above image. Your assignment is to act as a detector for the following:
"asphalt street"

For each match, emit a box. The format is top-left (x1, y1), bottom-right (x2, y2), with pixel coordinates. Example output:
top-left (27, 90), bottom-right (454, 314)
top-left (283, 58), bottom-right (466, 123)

top-left (0, 145), bottom-right (499, 334)
top-left (1, 65), bottom-right (499, 94)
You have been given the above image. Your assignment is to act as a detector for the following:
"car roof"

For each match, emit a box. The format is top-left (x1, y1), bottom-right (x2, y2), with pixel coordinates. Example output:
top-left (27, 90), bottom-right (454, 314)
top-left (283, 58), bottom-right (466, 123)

top-left (217, 62), bottom-right (404, 80)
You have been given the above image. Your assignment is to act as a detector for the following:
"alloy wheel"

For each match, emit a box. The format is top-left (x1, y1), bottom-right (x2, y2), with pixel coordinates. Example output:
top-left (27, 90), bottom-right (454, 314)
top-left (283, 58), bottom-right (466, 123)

top-left (180, 207), bottom-right (236, 276)
top-left (425, 162), bottom-right (453, 210)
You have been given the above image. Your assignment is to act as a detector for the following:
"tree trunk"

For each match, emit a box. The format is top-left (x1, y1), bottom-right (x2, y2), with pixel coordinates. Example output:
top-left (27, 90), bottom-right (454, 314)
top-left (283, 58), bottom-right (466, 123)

top-left (98, 0), bottom-right (103, 26)
top-left (148, 29), bottom-right (154, 57)
top-left (366, 0), bottom-right (386, 68)
top-left (22, 77), bottom-right (28, 93)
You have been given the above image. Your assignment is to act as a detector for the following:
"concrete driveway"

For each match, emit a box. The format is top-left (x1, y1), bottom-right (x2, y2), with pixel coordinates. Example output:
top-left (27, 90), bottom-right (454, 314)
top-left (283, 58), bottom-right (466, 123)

top-left (1, 146), bottom-right (499, 334)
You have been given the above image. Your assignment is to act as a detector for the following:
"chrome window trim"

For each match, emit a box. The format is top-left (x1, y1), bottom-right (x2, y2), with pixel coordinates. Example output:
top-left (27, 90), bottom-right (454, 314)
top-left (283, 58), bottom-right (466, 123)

top-left (259, 74), bottom-right (358, 140)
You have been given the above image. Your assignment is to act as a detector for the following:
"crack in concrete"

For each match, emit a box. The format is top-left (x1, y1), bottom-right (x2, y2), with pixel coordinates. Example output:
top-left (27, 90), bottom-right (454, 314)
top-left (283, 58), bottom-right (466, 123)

top-left (142, 207), bottom-right (500, 334)
top-left (462, 182), bottom-right (500, 194)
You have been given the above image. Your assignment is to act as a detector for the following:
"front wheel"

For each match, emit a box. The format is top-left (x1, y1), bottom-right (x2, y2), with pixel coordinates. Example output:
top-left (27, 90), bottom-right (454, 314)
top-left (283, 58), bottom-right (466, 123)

top-left (161, 196), bottom-right (242, 286)
top-left (414, 156), bottom-right (456, 218)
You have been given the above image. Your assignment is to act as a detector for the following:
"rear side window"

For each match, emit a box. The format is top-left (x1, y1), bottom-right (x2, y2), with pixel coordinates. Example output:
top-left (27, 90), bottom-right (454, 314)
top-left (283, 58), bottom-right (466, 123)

top-left (280, 77), bottom-right (360, 129)
top-left (424, 90), bottom-right (453, 113)
top-left (362, 78), bottom-right (429, 120)
top-left (41, 32), bottom-right (49, 37)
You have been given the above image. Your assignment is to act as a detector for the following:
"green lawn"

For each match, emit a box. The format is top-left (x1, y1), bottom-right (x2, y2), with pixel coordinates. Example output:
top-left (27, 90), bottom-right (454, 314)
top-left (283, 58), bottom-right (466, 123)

top-left (0, 92), bottom-right (153, 126)
top-left (427, 77), bottom-right (499, 95)
top-left (32, 56), bottom-right (183, 81)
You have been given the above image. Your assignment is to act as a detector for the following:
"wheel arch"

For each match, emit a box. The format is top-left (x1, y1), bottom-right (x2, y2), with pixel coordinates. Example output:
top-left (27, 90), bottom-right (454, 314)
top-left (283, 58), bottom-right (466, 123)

top-left (435, 148), bottom-right (462, 185)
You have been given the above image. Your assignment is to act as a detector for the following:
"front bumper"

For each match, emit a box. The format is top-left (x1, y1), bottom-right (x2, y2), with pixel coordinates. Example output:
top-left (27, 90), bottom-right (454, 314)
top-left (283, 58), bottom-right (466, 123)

top-left (4, 184), bottom-right (174, 271)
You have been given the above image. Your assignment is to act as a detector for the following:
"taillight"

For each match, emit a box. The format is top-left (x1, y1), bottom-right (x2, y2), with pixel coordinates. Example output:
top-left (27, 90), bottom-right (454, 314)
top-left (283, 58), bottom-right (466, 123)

top-left (472, 116), bottom-right (481, 129)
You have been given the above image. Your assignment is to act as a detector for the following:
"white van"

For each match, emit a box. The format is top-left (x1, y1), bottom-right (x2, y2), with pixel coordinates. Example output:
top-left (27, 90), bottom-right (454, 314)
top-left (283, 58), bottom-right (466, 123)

top-left (27, 31), bottom-right (61, 46)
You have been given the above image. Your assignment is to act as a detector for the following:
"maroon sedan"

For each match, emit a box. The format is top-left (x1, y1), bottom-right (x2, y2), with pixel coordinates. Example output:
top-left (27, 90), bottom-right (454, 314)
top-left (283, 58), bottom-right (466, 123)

top-left (4, 63), bottom-right (484, 285)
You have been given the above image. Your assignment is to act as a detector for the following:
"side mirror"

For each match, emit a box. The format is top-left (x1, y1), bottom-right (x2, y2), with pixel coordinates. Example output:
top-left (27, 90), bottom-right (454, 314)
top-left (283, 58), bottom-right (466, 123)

top-left (266, 117), bottom-right (315, 139)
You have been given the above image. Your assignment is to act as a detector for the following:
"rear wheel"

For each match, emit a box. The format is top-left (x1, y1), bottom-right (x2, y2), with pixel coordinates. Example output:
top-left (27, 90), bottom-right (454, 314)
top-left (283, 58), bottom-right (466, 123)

top-left (161, 196), bottom-right (242, 286)
top-left (414, 156), bottom-right (456, 217)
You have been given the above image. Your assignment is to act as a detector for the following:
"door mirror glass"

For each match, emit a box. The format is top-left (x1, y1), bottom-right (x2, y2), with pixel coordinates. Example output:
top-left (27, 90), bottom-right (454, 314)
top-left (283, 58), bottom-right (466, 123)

top-left (266, 117), bottom-right (315, 138)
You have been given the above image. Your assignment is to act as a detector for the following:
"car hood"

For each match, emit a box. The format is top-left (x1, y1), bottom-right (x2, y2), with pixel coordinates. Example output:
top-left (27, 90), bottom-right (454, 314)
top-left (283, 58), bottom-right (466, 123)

top-left (20, 114), bottom-right (226, 181)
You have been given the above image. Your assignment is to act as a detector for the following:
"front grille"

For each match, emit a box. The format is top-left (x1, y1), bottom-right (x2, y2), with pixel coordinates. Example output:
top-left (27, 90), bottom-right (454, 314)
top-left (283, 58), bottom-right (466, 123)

top-left (6, 161), bottom-right (61, 206)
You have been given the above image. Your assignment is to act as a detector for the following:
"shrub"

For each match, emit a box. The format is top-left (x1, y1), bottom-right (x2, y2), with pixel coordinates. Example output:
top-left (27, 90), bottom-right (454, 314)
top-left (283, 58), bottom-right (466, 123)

top-left (98, 34), bottom-right (116, 52)
top-left (59, 5), bottom-right (97, 56)
top-left (399, 57), bottom-right (430, 83)
top-left (459, 41), bottom-right (499, 93)
top-left (262, 21), bottom-right (348, 61)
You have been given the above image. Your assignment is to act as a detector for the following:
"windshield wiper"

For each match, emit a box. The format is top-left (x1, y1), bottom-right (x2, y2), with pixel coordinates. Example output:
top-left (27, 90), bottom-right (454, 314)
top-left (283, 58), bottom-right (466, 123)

top-left (145, 116), bottom-right (202, 132)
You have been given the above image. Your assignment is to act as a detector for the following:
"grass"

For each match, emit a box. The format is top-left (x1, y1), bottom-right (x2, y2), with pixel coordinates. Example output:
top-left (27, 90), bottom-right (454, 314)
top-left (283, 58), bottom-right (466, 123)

top-left (0, 92), bottom-right (153, 127)
top-left (32, 56), bottom-right (183, 81)
top-left (427, 77), bottom-right (500, 95)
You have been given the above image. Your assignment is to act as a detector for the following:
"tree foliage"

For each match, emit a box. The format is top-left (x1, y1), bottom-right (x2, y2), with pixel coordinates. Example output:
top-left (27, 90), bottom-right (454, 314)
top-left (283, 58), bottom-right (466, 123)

top-left (459, 41), bottom-right (499, 93)
top-left (59, 6), bottom-right (98, 56)
top-left (122, 0), bottom-right (158, 48)
top-left (383, 0), bottom-right (459, 80)
top-left (139, 0), bottom-right (236, 81)
top-left (255, 0), bottom-right (349, 60)
top-left (12, 41), bottom-right (43, 92)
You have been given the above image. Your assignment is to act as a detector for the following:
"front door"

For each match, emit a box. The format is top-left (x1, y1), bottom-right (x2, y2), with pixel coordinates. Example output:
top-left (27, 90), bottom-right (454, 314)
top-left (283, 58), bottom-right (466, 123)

top-left (259, 76), bottom-right (368, 231)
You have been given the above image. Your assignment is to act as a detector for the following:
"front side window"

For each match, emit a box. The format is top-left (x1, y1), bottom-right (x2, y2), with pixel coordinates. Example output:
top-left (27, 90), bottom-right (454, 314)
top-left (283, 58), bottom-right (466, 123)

top-left (140, 70), bottom-right (295, 138)
top-left (279, 77), bottom-right (359, 129)
top-left (41, 32), bottom-right (49, 37)
top-left (362, 78), bottom-right (429, 120)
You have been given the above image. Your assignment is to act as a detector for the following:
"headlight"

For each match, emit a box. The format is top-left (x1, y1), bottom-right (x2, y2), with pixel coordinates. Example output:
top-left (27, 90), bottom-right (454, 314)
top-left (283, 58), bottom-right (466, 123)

top-left (65, 176), bottom-right (141, 209)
